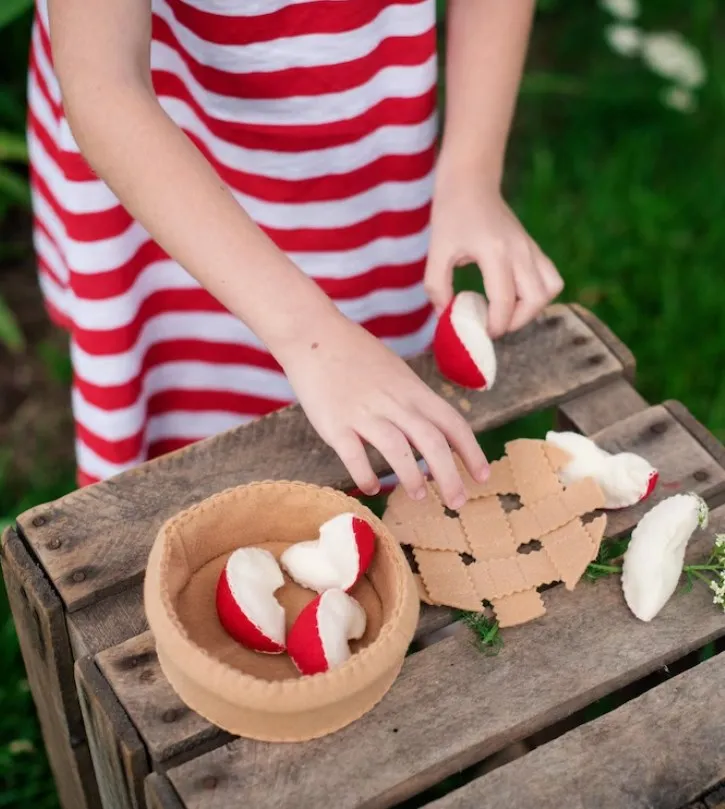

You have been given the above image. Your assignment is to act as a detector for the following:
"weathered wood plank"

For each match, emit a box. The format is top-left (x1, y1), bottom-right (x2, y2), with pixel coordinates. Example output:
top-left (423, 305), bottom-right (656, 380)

top-left (164, 505), bottom-right (725, 809)
top-left (0, 527), bottom-right (100, 809)
top-left (569, 302), bottom-right (636, 381)
top-left (17, 304), bottom-right (624, 612)
top-left (95, 600), bottom-right (455, 769)
top-left (76, 657), bottom-right (149, 809)
top-left (92, 403), bottom-right (725, 776)
top-left (556, 377), bottom-right (648, 435)
top-left (666, 401), bottom-right (725, 470)
top-left (145, 773), bottom-right (186, 809)
top-left (429, 653), bottom-right (725, 809)
top-left (159, 418), bottom-right (725, 809)
top-left (67, 582), bottom-right (147, 659)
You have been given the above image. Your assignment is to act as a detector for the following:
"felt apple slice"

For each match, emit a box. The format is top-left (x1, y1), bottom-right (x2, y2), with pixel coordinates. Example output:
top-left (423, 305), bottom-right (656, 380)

top-left (622, 493), bottom-right (709, 621)
top-left (433, 291), bottom-right (497, 391)
top-left (280, 513), bottom-right (376, 593)
top-left (287, 589), bottom-right (367, 675)
top-left (216, 547), bottom-right (286, 654)
top-left (545, 430), bottom-right (659, 509)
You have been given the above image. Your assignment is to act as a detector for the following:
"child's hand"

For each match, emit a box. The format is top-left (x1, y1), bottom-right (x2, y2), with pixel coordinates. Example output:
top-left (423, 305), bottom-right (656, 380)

top-left (425, 176), bottom-right (564, 338)
top-left (277, 314), bottom-right (489, 510)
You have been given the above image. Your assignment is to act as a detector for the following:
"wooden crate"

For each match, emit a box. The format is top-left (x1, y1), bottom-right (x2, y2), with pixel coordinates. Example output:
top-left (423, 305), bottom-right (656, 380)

top-left (4, 303), bottom-right (725, 809)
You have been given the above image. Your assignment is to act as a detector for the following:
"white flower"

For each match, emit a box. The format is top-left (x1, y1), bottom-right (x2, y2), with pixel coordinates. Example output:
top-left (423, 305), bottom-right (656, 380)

top-left (599, 0), bottom-right (639, 21)
top-left (714, 534), bottom-right (725, 551)
top-left (605, 24), bottom-right (642, 57)
top-left (641, 32), bottom-right (707, 88)
top-left (662, 86), bottom-right (697, 113)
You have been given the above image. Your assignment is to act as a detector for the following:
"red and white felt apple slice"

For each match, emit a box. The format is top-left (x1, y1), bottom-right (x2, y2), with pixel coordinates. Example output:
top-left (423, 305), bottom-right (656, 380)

top-left (433, 291), bottom-right (497, 391)
top-left (287, 589), bottom-right (367, 675)
top-left (216, 547), bottom-right (286, 654)
top-left (546, 430), bottom-right (659, 509)
top-left (280, 512), bottom-right (376, 593)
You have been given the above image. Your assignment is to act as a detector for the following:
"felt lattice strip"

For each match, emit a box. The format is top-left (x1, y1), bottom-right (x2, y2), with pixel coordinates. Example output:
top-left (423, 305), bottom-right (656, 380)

top-left (413, 549), bottom-right (481, 611)
top-left (384, 484), bottom-right (470, 552)
top-left (507, 477), bottom-right (606, 545)
top-left (383, 439), bottom-right (608, 628)
top-left (458, 496), bottom-right (518, 560)
top-left (492, 590), bottom-right (546, 628)
top-left (453, 455), bottom-right (517, 500)
top-left (539, 519), bottom-right (600, 590)
top-left (506, 439), bottom-right (564, 506)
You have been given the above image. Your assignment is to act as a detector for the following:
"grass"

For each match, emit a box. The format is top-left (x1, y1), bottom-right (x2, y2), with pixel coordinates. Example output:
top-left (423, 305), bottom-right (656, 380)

top-left (2, 1), bottom-right (725, 806)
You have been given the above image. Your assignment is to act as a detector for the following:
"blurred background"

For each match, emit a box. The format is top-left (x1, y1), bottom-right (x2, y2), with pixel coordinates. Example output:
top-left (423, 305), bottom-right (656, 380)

top-left (1, 0), bottom-right (723, 805)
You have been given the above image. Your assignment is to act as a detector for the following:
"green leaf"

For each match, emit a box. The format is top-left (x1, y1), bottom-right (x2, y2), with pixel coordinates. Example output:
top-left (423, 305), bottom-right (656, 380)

top-left (0, 294), bottom-right (25, 354)
top-left (0, 0), bottom-right (33, 31)
top-left (0, 131), bottom-right (28, 163)
top-left (0, 88), bottom-right (26, 130)
top-left (0, 164), bottom-right (30, 207)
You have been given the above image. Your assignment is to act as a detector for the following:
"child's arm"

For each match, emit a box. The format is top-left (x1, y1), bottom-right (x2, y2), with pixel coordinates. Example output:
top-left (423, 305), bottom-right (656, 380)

top-left (49, 0), bottom-right (489, 507)
top-left (425, 0), bottom-right (564, 337)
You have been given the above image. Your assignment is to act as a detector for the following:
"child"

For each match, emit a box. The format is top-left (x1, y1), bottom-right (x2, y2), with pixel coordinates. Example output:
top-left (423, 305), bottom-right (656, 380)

top-left (27, 0), bottom-right (562, 511)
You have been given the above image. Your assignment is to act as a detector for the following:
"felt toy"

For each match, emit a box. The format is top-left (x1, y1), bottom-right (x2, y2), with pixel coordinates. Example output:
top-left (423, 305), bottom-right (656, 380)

top-left (545, 430), bottom-right (658, 509)
top-left (216, 547), bottom-right (286, 653)
top-left (287, 589), bottom-right (367, 675)
top-left (280, 512), bottom-right (376, 593)
top-left (622, 493), bottom-right (709, 622)
top-left (433, 291), bottom-right (497, 391)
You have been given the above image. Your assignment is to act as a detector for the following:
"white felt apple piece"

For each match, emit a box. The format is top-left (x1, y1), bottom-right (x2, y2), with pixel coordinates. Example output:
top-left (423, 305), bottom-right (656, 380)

top-left (216, 547), bottom-right (286, 654)
top-left (280, 513), bottom-right (375, 593)
top-left (546, 430), bottom-right (658, 509)
top-left (433, 291), bottom-right (497, 391)
top-left (622, 493), bottom-right (709, 622)
top-left (287, 589), bottom-right (367, 675)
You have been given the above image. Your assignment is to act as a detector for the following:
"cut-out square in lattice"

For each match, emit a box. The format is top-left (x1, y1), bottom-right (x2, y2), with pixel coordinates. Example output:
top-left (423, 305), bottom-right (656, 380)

top-left (383, 439), bottom-right (608, 627)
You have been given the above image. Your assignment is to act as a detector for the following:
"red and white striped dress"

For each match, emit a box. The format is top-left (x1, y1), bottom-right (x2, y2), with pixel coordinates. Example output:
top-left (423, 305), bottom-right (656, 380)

top-left (27, 0), bottom-right (438, 487)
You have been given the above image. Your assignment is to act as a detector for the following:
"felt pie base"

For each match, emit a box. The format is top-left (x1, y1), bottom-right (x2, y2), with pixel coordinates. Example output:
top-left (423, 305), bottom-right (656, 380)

top-left (144, 481), bottom-right (418, 742)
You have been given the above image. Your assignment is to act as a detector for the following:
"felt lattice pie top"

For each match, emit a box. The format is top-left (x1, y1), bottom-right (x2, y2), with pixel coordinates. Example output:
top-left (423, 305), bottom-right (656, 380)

top-left (382, 439), bottom-right (608, 627)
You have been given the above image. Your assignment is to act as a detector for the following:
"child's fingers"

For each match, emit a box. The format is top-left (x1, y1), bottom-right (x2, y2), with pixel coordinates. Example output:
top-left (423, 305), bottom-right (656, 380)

top-left (422, 395), bottom-right (489, 486)
top-left (508, 245), bottom-right (549, 332)
top-left (478, 248), bottom-right (516, 338)
top-left (331, 431), bottom-right (381, 497)
top-left (357, 418), bottom-right (428, 501)
top-left (533, 247), bottom-right (564, 298)
top-left (423, 242), bottom-right (455, 315)
top-left (388, 404), bottom-right (469, 510)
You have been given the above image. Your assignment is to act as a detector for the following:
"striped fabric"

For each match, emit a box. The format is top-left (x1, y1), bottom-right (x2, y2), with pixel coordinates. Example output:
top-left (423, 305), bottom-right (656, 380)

top-left (27, 0), bottom-right (438, 486)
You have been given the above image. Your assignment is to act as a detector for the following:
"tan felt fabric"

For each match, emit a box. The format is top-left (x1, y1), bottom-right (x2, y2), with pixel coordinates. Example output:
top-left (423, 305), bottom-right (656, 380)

top-left (453, 456), bottom-right (517, 499)
top-left (492, 590), bottom-right (547, 627)
top-left (385, 485), bottom-right (469, 552)
top-left (413, 574), bottom-right (433, 606)
top-left (506, 439), bottom-right (564, 505)
top-left (144, 481), bottom-right (419, 742)
top-left (459, 497), bottom-right (516, 560)
top-left (412, 550), bottom-right (481, 612)
top-left (543, 441), bottom-right (574, 471)
top-left (383, 439), bottom-right (607, 628)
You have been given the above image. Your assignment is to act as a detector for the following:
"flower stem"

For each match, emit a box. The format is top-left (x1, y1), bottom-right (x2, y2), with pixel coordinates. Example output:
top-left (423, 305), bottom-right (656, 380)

top-left (587, 563), bottom-right (623, 574)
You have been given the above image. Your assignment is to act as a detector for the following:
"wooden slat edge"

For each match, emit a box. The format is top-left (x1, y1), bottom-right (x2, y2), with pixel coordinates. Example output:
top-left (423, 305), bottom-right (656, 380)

top-left (665, 401), bottom-right (725, 470)
top-left (0, 527), bottom-right (99, 809)
top-left (428, 652), bottom-right (725, 809)
top-left (145, 773), bottom-right (186, 809)
top-left (556, 377), bottom-right (649, 436)
top-left (76, 657), bottom-right (150, 809)
top-left (569, 303), bottom-right (636, 381)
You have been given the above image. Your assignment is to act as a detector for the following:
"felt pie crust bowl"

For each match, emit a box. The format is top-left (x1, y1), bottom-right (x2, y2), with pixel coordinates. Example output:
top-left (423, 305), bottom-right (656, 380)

top-left (144, 480), bottom-right (420, 742)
